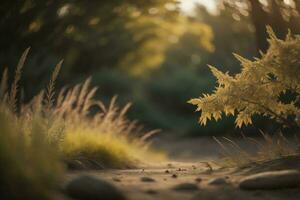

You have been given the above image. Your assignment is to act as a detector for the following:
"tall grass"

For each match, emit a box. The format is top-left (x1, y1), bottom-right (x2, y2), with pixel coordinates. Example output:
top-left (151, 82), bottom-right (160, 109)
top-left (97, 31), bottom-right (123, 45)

top-left (0, 104), bottom-right (63, 199)
top-left (0, 49), bottom-right (164, 198)
top-left (0, 50), bottom-right (62, 199)
top-left (214, 131), bottom-right (300, 168)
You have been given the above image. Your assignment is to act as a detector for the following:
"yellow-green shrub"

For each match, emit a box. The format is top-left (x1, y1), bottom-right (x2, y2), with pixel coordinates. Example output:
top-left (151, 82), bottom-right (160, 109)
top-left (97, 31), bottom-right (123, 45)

top-left (189, 28), bottom-right (300, 128)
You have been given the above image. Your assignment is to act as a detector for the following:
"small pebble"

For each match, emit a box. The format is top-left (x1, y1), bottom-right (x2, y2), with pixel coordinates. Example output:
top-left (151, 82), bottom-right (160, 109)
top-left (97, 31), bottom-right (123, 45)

top-left (195, 178), bottom-right (202, 183)
top-left (208, 177), bottom-right (227, 185)
top-left (145, 189), bottom-right (158, 195)
top-left (141, 177), bottom-right (155, 182)
top-left (172, 174), bottom-right (178, 178)
top-left (173, 183), bottom-right (199, 191)
top-left (112, 177), bottom-right (121, 182)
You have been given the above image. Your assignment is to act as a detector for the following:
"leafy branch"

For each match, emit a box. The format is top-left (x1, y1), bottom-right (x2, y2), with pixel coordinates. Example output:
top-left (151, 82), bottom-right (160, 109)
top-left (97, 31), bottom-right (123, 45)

top-left (189, 28), bottom-right (300, 129)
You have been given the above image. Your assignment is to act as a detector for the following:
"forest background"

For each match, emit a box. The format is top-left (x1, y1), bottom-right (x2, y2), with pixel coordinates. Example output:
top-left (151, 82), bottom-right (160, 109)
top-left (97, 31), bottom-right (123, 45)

top-left (1, 0), bottom-right (299, 136)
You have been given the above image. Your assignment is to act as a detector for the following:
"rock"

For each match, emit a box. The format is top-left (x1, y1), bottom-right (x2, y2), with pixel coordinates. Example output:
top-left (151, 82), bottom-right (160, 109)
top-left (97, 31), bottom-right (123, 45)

top-left (112, 177), bottom-right (121, 182)
top-left (171, 174), bottom-right (178, 178)
top-left (140, 176), bottom-right (155, 182)
top-left (195, 177), bottom-right (202, 183)
top-left (65, 159), bottom-right (86, 170)
top-left (208, 177), bottom-right (227, 185)
top-left (145, 189), bottom-right (158, 195)
top-left (172, 183), bottom-right (199, 191)
top-left (240, 156), bottom-right (300, 174)
top-left (239, 170), bottom-right (300, 190)
top-left (65, 175), bottom-right (126, 200)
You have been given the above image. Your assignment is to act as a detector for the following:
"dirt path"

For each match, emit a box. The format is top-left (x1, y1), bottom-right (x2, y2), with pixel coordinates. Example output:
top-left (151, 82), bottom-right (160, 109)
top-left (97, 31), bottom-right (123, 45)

top-left (65, 137), bottom-right (300, 200)
top-left (65, 161), bottom-right (300, 200)
top-left (65, 161), bottom-right (225, 199)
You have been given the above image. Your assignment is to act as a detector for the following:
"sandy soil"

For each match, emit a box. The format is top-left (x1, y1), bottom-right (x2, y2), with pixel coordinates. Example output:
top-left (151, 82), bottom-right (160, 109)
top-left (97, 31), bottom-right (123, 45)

top-left (66, 161), bottom-right (300, 200)
top-left (65, 136), bottom-right (300, 200)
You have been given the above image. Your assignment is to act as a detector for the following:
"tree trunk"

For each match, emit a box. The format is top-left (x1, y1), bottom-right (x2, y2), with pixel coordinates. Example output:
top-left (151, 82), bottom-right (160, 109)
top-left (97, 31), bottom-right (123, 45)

top-left (248, 0), bottom-right (270, 53)
top-left (269, 0), bottom-right (288, 39)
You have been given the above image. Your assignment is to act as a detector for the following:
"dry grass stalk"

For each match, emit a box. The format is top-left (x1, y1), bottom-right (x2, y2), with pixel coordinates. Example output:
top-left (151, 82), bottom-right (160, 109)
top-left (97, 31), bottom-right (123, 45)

top-left (9, 47), bottom-right (30, 112)
top-left (0, 48), bottom-right (163, 170)
top-left (45, 60), bottom-right (63, 110)
top-left (214, 131), bottom-right (300, 167)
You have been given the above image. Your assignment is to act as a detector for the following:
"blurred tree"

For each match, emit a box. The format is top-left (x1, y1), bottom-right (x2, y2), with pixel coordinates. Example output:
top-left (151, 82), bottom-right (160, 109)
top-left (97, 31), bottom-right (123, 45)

top-left (121, 15), bottom-right (213, 75)
top-left (194, 4), bottom-right (256, 72)
top-left (0, 0), bottom-right (216, 76)
top-left (0, 0), bottom-right (218, 99)
top-left (0, 1), bottom-right (179, 83)
top-left (162, 17), bottom-right (214, 70)
top-left (221, 0), bottom-right (300, 52)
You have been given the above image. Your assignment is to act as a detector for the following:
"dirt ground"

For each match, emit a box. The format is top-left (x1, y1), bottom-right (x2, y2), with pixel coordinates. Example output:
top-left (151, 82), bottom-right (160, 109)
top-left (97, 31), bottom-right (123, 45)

top-left (65, 136), bottom-right (300, 200)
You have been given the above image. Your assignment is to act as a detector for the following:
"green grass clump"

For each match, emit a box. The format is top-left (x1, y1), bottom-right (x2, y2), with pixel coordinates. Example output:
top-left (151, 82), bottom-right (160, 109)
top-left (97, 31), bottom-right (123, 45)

top-left (62, 129), bottom-right (147, 168)
top-left (47, 79), bottom-right (165, 168)
top-left (0, 49), bottom-right (164, 198)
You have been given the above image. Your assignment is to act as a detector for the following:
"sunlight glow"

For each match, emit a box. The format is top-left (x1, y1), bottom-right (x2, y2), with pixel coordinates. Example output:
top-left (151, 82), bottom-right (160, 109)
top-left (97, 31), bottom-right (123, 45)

top-left (179, 0), bottom-right (217, 14)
